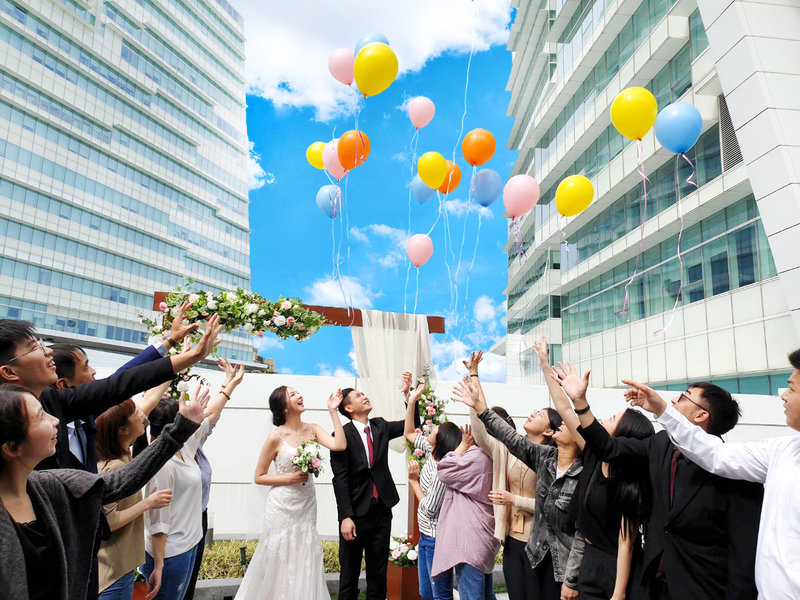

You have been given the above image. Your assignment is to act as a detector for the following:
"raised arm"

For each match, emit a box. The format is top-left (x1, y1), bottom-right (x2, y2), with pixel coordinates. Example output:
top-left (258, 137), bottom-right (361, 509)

top-left (312, 389), bottom-right (347, 451)
top-left (535, 338), bottom-right (584, 451)
top-left (204, 359), bottom-right (245, 426)
top-left (462, 351), bottom-right (500, 455)
top-left (253, 433), bottom-right (309, 486)
top-left (385, 372), bottom-right (421, 439)
top-left (624, 380), bottom-right (770, 483)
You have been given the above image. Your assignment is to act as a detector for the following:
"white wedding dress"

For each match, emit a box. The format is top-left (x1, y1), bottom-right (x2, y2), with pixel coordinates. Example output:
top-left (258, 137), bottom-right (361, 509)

top-left (235, 440), bottom-right (330, 599)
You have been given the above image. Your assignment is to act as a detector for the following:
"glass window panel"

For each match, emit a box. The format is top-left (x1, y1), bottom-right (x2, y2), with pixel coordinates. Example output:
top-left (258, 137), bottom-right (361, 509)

top-left (755, 221), bottom-right (778, 279)
top-left (704, 237), bottom-right (730, 296)
top-left (731, 226), bottom-right (756, 287)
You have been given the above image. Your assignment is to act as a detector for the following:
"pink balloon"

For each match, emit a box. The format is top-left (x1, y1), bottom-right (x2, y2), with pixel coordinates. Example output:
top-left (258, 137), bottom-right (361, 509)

top-left (408, 96), bottom-right (435, 129)
top-left (503, 174), bottom-right (540, 218)
top-left (406, 233), bottom-right (434, 267)
top-left (328, 49), bottom-right (354, 86)
top-left (322, 139), bottom-right (347, 180)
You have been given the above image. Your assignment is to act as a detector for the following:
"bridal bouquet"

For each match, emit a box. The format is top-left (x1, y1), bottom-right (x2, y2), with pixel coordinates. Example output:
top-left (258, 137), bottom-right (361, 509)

top-left (292, 439), bottom-right (324, 477)
top-left (389, 534), bottom-right (418, 567)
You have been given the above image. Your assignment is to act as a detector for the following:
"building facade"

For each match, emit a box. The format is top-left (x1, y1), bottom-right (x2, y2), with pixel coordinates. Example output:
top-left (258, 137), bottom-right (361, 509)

top-left (0, 0), bottom-right (255, 361)
top-left (496, 0), bottom-right (800, 394)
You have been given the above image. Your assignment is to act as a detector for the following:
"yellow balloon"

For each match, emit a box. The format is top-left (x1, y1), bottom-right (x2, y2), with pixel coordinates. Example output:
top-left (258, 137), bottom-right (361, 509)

top-left (418, 151), bottom-right (448, 189)
top-left (306, 141), bottom-right (325, 170)
top-left (556, 175), bottom-right (594, 217)
top-left (610, 87), bottom-right (658, 141)
top-left (353, 42), bottom-right (398, 97)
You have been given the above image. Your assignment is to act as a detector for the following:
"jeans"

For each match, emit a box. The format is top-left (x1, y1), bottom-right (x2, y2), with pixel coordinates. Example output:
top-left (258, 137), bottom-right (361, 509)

top-left (454, 563), bottom-right (495, 600)
top-left (143, 548), bottom-right (197, 600)
top-left (99, 570), bottom-right (135, 600)
top-left (418, 534), bottom-right (454, 600)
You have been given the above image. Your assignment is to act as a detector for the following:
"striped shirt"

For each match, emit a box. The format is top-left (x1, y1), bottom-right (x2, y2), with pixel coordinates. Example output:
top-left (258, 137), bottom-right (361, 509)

top-left (415, 434), bottom-right (447, 537)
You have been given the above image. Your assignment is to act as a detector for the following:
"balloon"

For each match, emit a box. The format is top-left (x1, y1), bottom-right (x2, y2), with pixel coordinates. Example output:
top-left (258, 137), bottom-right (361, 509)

top-left (354, 33), bottom-right (390, 56)
top-left (306, 142), bottom-right (325, 170)
top-left (470, 169), bottom-right (503, 207)
top-left (411, 175), bottom-right (435, 205)
top-left (408, 96), bottom-right (435, 129)
top-left (437, 161), bottom-right (461, 194)
top-left (655, 102), bottom-right (703, 154)
top-left (322, 139), bottom-right (346, 180)
top-left (503, 174), bottom-right (540, 218)
top-left (418, 151), bottom-right (448, 189)
top-left (462, 128), bottom-right (496, 166)
top-left (315, 185), bottom-right (341, 218)
top-left (328, 49), bottom-right (354, 86)
top-left (353, 42), bottom-right (398, 97)
top-left (406, 233), bottom-right (433, 267)
top-left (338, 130), bottom-right (371, 170)
top-left (555, 175), bottom-right (594, 217)
top-left (610, 87), bottom-right (658, 140)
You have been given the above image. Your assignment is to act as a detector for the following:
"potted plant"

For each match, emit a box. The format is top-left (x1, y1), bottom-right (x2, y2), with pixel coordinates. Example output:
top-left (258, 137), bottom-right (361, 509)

top-left (387, 534), bottom-right (420, 600)
top-left (132, 567), bottom-right (147, 600)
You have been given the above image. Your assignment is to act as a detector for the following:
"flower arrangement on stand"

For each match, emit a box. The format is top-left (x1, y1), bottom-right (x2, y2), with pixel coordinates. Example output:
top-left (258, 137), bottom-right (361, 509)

top-left (291, 438), bottom-right (324, 478)
top-left (389, 534), bottom-right (418, 567)
top-left (407, 366), bottom-right (449, 468)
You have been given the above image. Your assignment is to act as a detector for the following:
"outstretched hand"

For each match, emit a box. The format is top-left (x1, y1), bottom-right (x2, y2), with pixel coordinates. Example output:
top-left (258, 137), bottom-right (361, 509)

top-left (460, 424), bottom-right (475, 448)
top-left (533, 336), bottom-right (549, 368)
top-left (408, 382), bottom-right (425, 404)
top-left (550, 362), bottom-right (590, 405)
top-left (328, 389), bottom-right (344, 412)
top-left (621, 379), bottom-right (667, 417)
top-left (451, 377), bottom-right (485, 413)
top-left (191, 314), bottom-right (224, 360)
top-left (168, 301), bottom-right (199, 344)
top-left (462, 350), bottom-right (483, 375)
top-left (401, 371), bottom-right (413, 396)
top-left (218, 357), bottom-right (245, 389)
top-left (177, 388), bottom-right (205, 423)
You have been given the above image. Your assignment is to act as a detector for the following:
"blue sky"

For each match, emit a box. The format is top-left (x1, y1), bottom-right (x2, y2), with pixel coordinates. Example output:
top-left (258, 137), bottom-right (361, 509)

top-left (239, 2), bottom-right (516, 381)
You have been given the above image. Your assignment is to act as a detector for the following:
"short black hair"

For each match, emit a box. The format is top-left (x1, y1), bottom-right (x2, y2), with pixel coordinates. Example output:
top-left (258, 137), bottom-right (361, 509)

top-left (432, 422), bottom-right (462, 461)
top-left (0, 320), bottom-right (36, 366)
top-left (50, 344), bottom-right (86, 381)
top-left (148, 399), bottom-right (178, 438)
top-left (690, 382), bottom-right (740, 436)
top-left (789, 349), bottom-right (800, 371)
top-left (269, 386), bottom-right (288, 426)
top-left (339, 388), bottom-right (355, 419)
top-left (491, 406), bottom-right (515, 429)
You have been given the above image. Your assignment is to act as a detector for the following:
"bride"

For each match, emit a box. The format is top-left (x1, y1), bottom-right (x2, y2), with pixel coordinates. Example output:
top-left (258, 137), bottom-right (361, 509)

top-left (235, 386), bottom-right (346, 600)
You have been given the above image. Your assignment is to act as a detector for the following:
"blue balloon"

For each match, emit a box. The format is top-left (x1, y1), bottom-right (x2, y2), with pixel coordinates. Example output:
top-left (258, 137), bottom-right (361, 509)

top-left (316, 185), bottom-right (341, 218)
top-left (470, 169), bottom-right (503, 207)
top-left (655, 102), bottom-right (703, 155)
top-left (411, 175), bottom-right (435, 205)
top-left (354, 33), bottom-right (390, 56)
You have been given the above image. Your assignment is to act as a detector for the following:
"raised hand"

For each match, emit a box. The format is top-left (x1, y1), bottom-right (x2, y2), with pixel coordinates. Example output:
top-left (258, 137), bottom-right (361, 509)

top-left (218, 358), bottom-right (245, 388)
top-left (461, 424), bottom-right (475, 448)
top-left (401, 371), bottom-right (413, 396)
top-left (145, 489), bottom-right (173, 510)
top-left (451, 377), bottom-right (483, 412)
top-left (328, 389), bottom-right (344, 412)
top-left (167, 301), bottom-right (199, 345)
top-left (551, 361), bottom-right (590, 404)
top-left (177, 390), bottom-right (204, 424)
top-left (191, 384), bottom-right (211, 411)
top-left (462, 350), bottom-right (483, 375)
top-left (192, 314), bottom-right (224, 359)
top-left (621, 379), bottom-right (667, 416)
top-left (408, 382), bottom-right (426, 404)
top-left (533, 336), bottom-right (549, 368)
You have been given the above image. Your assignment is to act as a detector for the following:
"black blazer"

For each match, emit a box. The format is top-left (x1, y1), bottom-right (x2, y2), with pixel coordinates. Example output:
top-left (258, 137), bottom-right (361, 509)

top-left (36, 357), bottom-right (176, 471)
top-left (579, 420), bottom-right (762, 600)
top-left (330, 417), bottom-right (408, 521)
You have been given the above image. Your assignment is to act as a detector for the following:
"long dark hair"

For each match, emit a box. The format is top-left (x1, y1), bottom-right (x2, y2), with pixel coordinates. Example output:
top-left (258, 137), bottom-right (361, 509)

top-left (542, 407), bottom-right (562, 447)
top-left (432, 422), bottom-right (462, 461)
top-left (148, 399), bottom-right (178, 438)
top-left (95, 399), bottom-right (136, 461)
top-left (0, 384), bottom-right (29, 466)
top-left (269, 386), bottom-right (288, 426)
top-left (608, 409), bottom-right (655, 539)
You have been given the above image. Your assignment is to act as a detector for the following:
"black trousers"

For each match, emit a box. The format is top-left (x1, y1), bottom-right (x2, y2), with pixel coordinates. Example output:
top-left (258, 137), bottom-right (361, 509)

top-left (530, 550), bottom-right (560, 600)
top-left (338, 501), bottom-right (392, 600)
top-left (503, 536), bottom-right (538, 600)
top-left (577, 543), bottom-right (617, 599)
top-left (184, 509), bottom-right (208, 600)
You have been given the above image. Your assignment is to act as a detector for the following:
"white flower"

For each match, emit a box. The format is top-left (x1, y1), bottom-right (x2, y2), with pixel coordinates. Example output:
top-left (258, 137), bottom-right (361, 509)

top-left (188, 293), bottom-right (200, 304)
top-left (205, 291), bottom-right (213, 299)
top-left (399, 544), bottom-right (408, 553)
top-left (207, 299), bottom-right (218, 310)
top-left (273, 315), bottom-right (286, 327)
top-left (389, 540), bottom-right (399, 551)
top-left (407, 550), bottom-right (417, 561)
top-left (258, 309), bottom-right (266, 316)
top-left (148, 336), bottom-right (162, 346)
top-left (281, 300), bottom-right (292, 310)
top-left (176, 381), bottom-right (189, 392)
top-left (243, 323), bottom-right (254, 333)
top-left (170, 306), bottom-right (180, 317)
top-left (245, 303), bottom-right (259, 315)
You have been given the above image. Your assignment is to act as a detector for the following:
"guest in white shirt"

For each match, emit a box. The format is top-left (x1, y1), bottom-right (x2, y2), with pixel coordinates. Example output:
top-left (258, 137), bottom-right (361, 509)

top-left (620, 348), bottom-right (800, 600)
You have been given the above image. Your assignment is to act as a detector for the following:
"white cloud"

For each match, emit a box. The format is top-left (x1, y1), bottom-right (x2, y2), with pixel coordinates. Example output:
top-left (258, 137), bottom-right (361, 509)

top-left (431, 337), bottom-right (505, 382)
top-left (349, 348), bottom-right (359, 373)
top-left (306, 275), bottom-right (376, 308)
top-left (252, 334), bottom-right (284, 355)
top-left (349, 224), bottom-right (411, 268)
top-left (473, 295), bottom-right (497, 323)
top-left (247, 142), bottom-right (274, 190)
top-left (444, 198), bottom-right (493, 219)
top-left (318, 363), bottom-right (357, 378)
top-left (280, 367), bottom-right (294, 374)
top-left (235, 0), bottom-right (512, 120)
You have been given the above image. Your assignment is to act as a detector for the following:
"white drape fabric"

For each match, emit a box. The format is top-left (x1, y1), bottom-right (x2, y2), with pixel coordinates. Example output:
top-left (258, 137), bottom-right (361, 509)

top-left (351, 310), bottom-right (435, 451)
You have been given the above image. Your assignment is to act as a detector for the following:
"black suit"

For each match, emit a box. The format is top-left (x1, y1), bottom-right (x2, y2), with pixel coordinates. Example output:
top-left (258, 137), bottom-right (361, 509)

top-left (579, 420), bottom-right (762, 600)
top-left (331, 416), bottom-right (409, 600)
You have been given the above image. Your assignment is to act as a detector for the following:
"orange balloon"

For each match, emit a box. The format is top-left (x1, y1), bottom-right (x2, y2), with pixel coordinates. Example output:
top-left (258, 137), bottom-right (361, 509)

top-left (438, 161), bottom-right (461, 193)
top-left (462, 128), bottom-right (496, 166)
top-left (338, 130), bottom-right (371, 170)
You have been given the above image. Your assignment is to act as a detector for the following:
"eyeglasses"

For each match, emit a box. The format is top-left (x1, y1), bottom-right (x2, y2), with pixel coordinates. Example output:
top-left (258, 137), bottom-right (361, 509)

top-left (679, 392), bottom-right (708, 412)
top-left (3, 338), bottom-right (47, 365)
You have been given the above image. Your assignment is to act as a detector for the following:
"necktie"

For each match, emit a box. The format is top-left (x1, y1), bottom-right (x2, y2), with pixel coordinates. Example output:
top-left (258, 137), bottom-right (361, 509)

top-left (364, 426), bottom-right (379, 500)
top-left (669, 449), bottom-right (682, 504)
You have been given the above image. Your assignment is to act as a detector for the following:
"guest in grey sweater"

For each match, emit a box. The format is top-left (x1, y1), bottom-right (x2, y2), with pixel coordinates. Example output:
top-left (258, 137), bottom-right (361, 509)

top-left (0, 384), bottom-right (205, 600)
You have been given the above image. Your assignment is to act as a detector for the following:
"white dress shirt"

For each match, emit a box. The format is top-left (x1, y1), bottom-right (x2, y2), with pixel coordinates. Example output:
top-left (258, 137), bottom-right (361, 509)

top-left (351, 419), bottom-right (373, 465)
top-left (657, 404), bottom-right (800, 599)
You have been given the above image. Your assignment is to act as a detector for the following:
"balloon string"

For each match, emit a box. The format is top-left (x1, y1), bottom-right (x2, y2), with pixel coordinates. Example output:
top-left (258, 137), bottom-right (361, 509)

top-left (618, 139), bottom-right (650, 318)
top-left (654, 153), bottom-right (697, 337)
top-left (404, 129), bottom-right (420, 315)
top-left (442, 201), bottom-right (456, 325)
top-left (335, 179), bottom-right (350, 315)
top-left (343, 175), bottom-right (353, 313)
top-left (404, 262), bottom-right (412, 315)
top-left (413, 267), bottom-right (420, 315)
top-left (452, 166), bottom-right (476, 329)
top-left (427, 191), bottom-right (443, 236)
top-left (459, 208), bottom-right (483, 341)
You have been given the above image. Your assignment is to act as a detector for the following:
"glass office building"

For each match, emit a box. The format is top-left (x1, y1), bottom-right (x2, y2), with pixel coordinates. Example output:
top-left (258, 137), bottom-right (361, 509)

top-left (0, 0), bottom-right (255, 361)
top-left (496, 0), bottom-right (800, 393)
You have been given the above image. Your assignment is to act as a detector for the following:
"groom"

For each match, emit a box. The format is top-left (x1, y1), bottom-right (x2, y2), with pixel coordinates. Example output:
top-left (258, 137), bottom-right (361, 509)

top-left (331, 373), bottom-right (420, 600)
